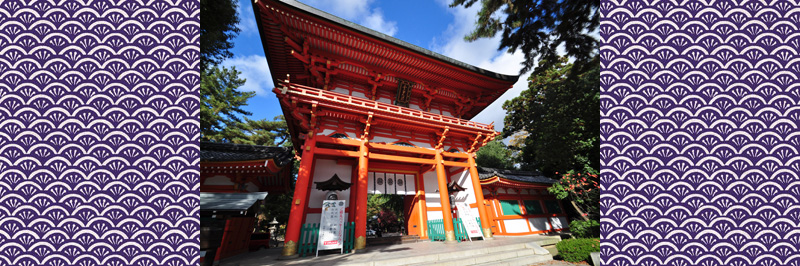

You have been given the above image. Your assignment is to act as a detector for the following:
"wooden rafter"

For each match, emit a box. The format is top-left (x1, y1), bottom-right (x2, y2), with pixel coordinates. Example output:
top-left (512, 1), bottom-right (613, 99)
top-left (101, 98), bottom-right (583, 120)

top-left (361, 113), bottom-right (373, 140)
top-left (435, 126), bottom-right (449, 150)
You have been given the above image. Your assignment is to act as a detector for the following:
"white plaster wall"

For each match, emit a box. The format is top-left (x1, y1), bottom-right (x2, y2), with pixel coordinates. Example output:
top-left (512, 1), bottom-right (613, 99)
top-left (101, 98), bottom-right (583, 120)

top-left (409, 141), bottom-right (430, 148)
top-left (377, 97), bottom-right (392, 104)
top-left (332, 87), bottom-right (349, 95)
top-left (320, 128), bottom-right (336, 137)
top-left (305, 213), bottom-right (321, 226)
top-left (426, 211), bottom-right (443, 221)
top-left (451, 169), bottom-right (476, 206)
top-left (370, 136), bottom-right (397, 144)
top-left (503, 219), bottom-right (530, 233)
top-left (308, 159), bottom-right (352, 208)
top-left (204, 175), bottom-right (234, 185)
top-left (352, 91), bottom-right (366, 99)
top-left (529, 217), bottom-right (549, 231)
top-left (550, 217), bottom-right (569, 229)
top-left (244, 181), bottom-right (258, 192)
top-left (423, 171), bottom-right (441, 208)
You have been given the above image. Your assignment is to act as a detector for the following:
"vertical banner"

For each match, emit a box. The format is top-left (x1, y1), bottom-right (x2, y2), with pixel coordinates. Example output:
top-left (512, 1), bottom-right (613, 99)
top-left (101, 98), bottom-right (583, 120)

top-left (386, 173), bottom-right (396, 194)
top-left (455, 202), bottom-right (483, 240)
top-left (317, 200), bottom-right (346, 255)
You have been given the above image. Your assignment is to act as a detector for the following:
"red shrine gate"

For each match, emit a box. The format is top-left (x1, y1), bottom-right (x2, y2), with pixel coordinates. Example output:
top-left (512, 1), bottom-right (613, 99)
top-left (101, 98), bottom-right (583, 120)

top-left (251, 0), bottom-right (520, 257)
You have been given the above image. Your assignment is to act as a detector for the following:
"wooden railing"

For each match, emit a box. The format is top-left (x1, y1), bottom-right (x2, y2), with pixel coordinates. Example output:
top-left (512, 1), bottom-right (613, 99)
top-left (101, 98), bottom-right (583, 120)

top-left (278, 83), bottom-right (495, 132)
top-left (426, 217), bottom-right (481, 243)
top-left (298, 222), bottom-right (356, 257)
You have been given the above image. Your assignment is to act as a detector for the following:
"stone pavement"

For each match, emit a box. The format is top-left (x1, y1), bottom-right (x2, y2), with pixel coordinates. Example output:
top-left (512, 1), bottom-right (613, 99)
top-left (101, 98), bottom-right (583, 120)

top-left (218, 235), bottom-right (561, 266)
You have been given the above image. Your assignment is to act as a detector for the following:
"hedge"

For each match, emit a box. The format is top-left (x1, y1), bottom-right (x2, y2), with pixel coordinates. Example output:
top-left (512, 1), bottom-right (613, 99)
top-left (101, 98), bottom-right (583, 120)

top-left (570, 220), bottom-right (600, 238)
top-left (556, 238), bottom-right (600, 263)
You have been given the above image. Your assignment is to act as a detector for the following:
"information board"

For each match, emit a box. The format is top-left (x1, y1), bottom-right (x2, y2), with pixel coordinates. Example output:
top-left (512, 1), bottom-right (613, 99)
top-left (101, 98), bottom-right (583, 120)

top-left (317, 200), bottom-right (346, 256)
top-left (455, 202), bottom-right (484, 240)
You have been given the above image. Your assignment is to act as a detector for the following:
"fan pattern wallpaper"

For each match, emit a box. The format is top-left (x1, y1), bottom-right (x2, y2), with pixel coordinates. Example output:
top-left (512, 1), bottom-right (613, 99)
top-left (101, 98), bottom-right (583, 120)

top-left (601, 1), bottom-right (800, 265)
top-left (0, 0), bottom-right (798, 265)
top-left (0, 1), bottom-right (200, 265)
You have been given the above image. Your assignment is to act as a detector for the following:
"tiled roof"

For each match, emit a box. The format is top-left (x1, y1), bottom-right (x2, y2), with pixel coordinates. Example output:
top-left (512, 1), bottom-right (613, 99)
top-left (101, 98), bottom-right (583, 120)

top-left (477, 167), bottom-right (558, 184)
top-left (200, 141), bottom-right (294, 166)
top-left (200, 192), bottom-right (269, 212)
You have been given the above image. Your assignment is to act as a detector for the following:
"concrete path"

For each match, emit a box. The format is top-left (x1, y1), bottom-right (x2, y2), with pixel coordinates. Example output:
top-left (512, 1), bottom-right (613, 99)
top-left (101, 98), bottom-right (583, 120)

top-left (218, 235), bottom-right (561, 266)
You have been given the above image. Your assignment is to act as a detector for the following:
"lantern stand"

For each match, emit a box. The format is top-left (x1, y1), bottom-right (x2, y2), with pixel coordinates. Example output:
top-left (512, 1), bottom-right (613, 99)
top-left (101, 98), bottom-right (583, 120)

top-left (269, 218), bottom-right (280, 248)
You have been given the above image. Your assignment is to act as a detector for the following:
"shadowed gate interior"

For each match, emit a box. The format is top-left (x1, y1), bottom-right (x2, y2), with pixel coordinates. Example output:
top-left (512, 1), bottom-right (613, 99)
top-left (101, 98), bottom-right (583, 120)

top-left (366, 171), bottom-right (421, 240)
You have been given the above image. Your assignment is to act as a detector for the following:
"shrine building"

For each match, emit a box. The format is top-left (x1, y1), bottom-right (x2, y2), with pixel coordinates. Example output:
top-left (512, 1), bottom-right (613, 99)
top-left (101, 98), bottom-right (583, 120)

top-left (250, 0), bottom-right (569, 257)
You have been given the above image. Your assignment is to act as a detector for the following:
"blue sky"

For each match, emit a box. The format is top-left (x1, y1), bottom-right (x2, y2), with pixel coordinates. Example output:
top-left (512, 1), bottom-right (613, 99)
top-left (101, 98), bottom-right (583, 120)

top-left (223, 0), bottom-right (533, 132)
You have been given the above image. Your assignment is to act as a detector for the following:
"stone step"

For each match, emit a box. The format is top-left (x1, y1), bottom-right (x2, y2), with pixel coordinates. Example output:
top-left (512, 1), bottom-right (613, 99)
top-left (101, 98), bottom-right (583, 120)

top-left (470, 254), bottom-right (553, 266)
top-left (400, 241), bottom-right (552, 266)
top-left (543, 245), bottom-right (558, 256)
top-left (340, 240), bottom-right (554, 266)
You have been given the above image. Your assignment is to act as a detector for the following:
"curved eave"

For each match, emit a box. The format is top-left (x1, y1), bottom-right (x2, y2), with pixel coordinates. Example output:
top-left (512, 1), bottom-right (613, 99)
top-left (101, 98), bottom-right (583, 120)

top-left (480, 176), bottom-right (553, 189)
top-left (262, 0), bottom-right (519, 83)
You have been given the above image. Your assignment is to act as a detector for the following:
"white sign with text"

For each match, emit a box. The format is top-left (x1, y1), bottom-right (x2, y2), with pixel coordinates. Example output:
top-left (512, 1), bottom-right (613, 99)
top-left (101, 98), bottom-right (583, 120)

top-left (317, 200), bottom-right (346, 256)
top-left (456, 202), bottom-right (484, 240)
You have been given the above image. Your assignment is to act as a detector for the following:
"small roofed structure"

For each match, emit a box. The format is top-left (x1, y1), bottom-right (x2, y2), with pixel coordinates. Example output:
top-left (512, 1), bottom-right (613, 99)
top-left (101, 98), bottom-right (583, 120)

top-left (314, 174), bottom-right (352, 191)
top-left (476, 168), bottom-right (569, 236)
top-left (200, 192), bottom-right (269, 265)
top-left (199, 142), bottom-right (294, 263)
top-left (200, 141), bottom-right (294, 193)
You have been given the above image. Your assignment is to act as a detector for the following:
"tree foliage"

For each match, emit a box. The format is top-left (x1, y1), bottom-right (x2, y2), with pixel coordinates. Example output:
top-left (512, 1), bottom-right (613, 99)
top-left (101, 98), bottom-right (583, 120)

top-left (226, 116), bottom-right (291, 147)
top-left (475, 139), bottom-right (514, 169)
top-left (548, 171), bottom-right (599, 220)
top-left (367, 194), bottom-right (403, 231)
top-left (200, 65), bottom-right (253, 140)
top-left (450, 0), bottom-right (598, 74)
top-left (200, 0), bottom-right (241, 70)
top-left (502, 57), bottom-right (599, 176)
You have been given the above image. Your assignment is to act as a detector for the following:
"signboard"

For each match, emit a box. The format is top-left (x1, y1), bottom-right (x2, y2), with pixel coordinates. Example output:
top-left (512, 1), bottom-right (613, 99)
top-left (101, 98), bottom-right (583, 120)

top-left (317, 200), bottom-right (346, 256)
top-left (455, 202), bottom-right (484, 240)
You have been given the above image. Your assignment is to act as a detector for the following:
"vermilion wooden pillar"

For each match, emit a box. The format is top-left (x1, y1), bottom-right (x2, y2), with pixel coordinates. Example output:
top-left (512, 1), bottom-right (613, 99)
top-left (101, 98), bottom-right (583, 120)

top-left (417, 170), bottom-right (429, 239)
top-left (467, 153), bottom-right (493, 238)
top-left (281, 132), bottom-right (317, 257)
top-left (354, 140), bottom-right (369, 249)
top-left (434, 150), bottom-right (456, 243)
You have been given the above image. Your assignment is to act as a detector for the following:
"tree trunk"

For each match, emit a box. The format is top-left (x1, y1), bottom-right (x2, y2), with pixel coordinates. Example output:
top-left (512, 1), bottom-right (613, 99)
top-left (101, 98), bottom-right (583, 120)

top-left (571, 200), bottom-right (590, 221)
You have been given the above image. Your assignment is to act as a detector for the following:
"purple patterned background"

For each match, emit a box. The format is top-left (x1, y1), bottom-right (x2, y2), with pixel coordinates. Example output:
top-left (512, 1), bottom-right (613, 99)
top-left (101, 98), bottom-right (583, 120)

top-left (601, 1), bottom-right (800, 265)
top-left (0, 1), bottom-right (199, 265)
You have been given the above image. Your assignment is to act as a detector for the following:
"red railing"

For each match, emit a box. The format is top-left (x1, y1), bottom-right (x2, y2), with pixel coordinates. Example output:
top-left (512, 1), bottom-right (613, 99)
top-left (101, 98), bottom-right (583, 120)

top-left (276, 83), bottom-right (495, 132)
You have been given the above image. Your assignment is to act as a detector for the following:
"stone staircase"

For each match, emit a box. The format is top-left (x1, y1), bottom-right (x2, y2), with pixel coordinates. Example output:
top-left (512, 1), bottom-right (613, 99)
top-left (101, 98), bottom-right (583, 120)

top-left (367, 235), bottom-right (422, 246)
top-left (344, 237), bottom-right (558, 266)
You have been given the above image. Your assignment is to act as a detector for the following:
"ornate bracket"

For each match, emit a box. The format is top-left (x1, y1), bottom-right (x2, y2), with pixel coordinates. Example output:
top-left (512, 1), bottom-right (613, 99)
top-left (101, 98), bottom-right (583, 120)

top-left (435, 126), bottom-right (449, 150)
top-left (361, 113), bottom-right (373, 140)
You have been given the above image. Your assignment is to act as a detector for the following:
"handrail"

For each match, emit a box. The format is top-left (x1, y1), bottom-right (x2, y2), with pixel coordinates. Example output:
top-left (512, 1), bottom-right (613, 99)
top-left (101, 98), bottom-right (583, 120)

top-left (277, 83), bottom-right (495, 132)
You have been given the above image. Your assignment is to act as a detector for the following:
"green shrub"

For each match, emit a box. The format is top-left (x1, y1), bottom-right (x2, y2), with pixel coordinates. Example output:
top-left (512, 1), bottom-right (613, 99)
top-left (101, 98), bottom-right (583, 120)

top-left (556, 238), bottom-right (600, 262)
top-left (570, 219), bottom-right (600, 238)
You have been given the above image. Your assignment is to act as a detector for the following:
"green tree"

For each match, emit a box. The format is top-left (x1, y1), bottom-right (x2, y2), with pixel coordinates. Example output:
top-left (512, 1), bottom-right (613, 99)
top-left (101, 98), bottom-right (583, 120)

top-left (224, 116), bottom-right (291, 147)
top-left (502, 57), bottom-right (599, 176)
top-left (475, 139), bottom-right (514, 169)
top-left (200, 0), bottom-right (241, 70)
top-left (200, 65), bottom-right (253, 141)
top-left (450, 0), bottom-right (598, 74)
top-left (548, 171), bottom-right (599, 221)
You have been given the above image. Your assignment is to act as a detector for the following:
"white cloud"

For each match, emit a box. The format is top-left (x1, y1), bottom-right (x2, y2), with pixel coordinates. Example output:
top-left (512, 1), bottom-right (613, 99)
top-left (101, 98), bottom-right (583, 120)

top-left (221, 55), bottom-right (273, 96)
top-left (430, 2), bottom-right (531, 132)
top-left (301, 0), bottom-right (399, 36)
top-left (237, 0), bottom-right (259, 35)
top-left (360, 8), bottom-right (397, 36)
